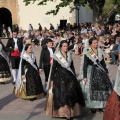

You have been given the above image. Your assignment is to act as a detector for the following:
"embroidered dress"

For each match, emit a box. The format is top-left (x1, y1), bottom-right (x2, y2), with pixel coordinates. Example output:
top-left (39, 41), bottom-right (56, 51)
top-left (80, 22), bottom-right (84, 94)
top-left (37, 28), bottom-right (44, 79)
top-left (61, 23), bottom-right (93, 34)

top-left (45, 51), bottom-right (85, 118)
top-left (103, 65), bottom-right (120, 120)
top-left (0, 43), bottom-right (11, 82)
top-left (15, 52), bottom-right (43, 99)
top-left (80, 47), bottom-right (112, 108)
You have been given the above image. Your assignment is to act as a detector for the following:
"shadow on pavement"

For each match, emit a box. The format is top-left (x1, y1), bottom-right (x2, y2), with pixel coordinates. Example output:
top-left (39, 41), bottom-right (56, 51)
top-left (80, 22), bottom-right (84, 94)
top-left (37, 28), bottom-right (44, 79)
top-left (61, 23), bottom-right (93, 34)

top-left (77, 113), bottom-right (95, 120)
top-left (25, 104), bottom-right (97, 120)
top-left (25, 100), bottom-right (46, 120)
top-left (0, 93), bottom-right (17, 110)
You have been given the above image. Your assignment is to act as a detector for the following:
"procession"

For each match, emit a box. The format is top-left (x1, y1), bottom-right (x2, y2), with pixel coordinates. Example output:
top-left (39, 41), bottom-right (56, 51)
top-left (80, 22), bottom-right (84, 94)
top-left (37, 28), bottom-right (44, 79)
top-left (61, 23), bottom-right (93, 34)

top-left (0, 20), bottom-right (119, 120)
top-left (0, 0), bottom-right (120, 120)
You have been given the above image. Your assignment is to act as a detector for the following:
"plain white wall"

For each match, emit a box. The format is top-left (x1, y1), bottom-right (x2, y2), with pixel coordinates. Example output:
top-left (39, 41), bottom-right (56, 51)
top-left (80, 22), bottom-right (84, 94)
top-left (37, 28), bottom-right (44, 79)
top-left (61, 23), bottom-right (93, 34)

top-left (18, 0), bottom-right (75, 30)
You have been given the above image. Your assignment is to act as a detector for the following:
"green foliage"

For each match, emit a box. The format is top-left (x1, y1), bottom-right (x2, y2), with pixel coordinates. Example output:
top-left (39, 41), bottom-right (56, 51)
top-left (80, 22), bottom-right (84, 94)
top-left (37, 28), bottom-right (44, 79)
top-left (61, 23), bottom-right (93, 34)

top-left (23, 0), bottom-right (120, 23)
top-left (23, 0), bottom-right (87, 15)
top-left (103, 0), bottom-right (116, 15)
top-left (101, 0), bottom-right (120, 22)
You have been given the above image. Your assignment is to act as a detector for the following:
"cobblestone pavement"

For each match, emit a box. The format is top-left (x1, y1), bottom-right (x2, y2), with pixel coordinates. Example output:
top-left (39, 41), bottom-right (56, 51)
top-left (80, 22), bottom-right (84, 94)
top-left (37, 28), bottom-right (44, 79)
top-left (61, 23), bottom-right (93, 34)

top-left (0, 39), bottom-right (117, 120)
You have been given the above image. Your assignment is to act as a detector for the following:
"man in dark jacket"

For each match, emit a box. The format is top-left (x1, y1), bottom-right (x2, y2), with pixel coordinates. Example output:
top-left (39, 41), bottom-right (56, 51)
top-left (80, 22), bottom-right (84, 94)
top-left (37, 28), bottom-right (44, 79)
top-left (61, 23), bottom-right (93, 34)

top-left (39, 38), bottom-right (55, 93)
top-left (6, 31), bottom-right (23, 84)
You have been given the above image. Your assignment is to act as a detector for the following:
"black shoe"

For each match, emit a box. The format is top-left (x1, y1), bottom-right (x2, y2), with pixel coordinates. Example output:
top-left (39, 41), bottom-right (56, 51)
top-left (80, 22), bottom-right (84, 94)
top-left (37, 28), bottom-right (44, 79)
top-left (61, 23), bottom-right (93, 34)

top-left (33, 98), bottom-right (37, 100)
top-left (30, 97), bottom-right (37, 101)
top-left (98, 108), bottom-right (104, 113)
top-left (12, 82), bottom-right (15, 85)
top-left (1, 82), bottom-right (5, 84)
top-left (30, 98), bottom-right (35, 101)
top-left (44, 92), bottom-right (47, 96)
top-left (91, 108), bottom-right (96, 113)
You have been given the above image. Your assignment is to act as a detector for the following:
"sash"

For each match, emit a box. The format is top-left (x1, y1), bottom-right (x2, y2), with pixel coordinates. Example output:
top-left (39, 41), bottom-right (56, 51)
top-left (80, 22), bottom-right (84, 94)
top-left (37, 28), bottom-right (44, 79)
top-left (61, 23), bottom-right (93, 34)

top-left (49, 57), bottom-right (53, 65)
top-left (0, 45), bottom-right (9, 65)
top-left (15, 52), bottom-right (37, 94)
top-left (0, 52), bottom-right (6, 59)
top-left (0, 52), bottom-right (9, 66)
top-left (46, 51), bottom-right (74, 91)
top-left (54, 51), bottom-right (74, 75)
top-left (22, 52), bottom-right (38, 71)
top-left (87, 48), bottom-right (106, 72)
top-left (0, 44), bottom-right (6, 59)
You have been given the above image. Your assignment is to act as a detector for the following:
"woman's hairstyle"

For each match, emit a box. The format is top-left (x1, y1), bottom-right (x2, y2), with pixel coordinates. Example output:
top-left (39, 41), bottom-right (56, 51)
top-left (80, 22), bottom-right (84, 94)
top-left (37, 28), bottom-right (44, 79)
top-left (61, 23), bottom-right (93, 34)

top-left (59, 40), bottom-right (68, 48)
top-left (110, 40), bottom-right (115, 44)
top-left (25, 43), bottom-right (31, 51)
top-left (89, 37), bottom-right (98, 45)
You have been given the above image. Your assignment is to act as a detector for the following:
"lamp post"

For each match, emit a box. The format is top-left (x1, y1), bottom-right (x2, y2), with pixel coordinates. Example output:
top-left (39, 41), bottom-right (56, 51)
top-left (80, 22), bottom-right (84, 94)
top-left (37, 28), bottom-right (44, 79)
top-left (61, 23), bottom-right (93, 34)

top-left (76, 3), bottom-right (80, 35)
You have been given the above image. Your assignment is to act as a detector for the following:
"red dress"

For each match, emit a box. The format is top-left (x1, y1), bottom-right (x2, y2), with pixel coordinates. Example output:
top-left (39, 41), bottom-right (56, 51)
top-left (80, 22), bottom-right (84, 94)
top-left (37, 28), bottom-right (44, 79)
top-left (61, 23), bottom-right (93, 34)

top-left (103, 91), bottom-right (120, 120)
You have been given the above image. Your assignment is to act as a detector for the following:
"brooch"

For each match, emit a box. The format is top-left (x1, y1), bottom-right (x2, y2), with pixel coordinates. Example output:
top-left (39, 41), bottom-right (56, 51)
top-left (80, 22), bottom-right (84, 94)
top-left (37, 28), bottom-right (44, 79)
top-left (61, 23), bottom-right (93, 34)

top-left (60, 57), bottom-right (62, 60)
top-left (88, 49), bottom-right (92, 53)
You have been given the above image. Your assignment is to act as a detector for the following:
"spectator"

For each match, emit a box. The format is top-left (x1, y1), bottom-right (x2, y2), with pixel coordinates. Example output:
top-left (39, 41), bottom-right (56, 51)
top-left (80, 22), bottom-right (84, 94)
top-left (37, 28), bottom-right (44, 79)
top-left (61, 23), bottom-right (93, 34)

top-left (68, 32), bottom-right (75, 45)
top-left (98, 36), bottom-right (106, 49)
top-left (14, 24), bottom-right (19, 33)
top-left (109, 38), bottom-right (120, 64)
top-left (38, 23), bottom-right (42, 31)
top-left (50, 23), bottom-right (54, 30)
top-left (28, 24), bottom-right (33, 31)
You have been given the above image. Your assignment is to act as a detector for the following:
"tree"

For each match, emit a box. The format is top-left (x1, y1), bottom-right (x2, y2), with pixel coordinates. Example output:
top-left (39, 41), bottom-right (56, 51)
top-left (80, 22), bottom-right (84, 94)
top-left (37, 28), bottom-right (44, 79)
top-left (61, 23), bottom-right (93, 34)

top-left (87, 0), bottom-right (105, 23)
top-left (23, 0), bottom-right (118, 23)
top-left (23, 0), bottom-right (87, 15)
top-left (101, 0), bottom-right (120, 23)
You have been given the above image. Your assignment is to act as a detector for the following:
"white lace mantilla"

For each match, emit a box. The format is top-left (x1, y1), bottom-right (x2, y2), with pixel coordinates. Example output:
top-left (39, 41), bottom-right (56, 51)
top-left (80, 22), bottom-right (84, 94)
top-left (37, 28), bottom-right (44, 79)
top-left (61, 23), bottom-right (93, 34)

top-left (53, 51), bottom-right (74, 74)
top-left (114, 66), bottom-right (120, 96)
top-left (78, 47), bottom-right (106, 80)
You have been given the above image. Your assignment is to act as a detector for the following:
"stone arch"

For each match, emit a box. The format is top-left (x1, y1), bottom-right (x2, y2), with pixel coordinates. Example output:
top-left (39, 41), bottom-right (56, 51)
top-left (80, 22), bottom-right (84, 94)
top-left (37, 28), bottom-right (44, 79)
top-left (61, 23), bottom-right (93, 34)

top-left (0, 7), bottom-right (12, 28)
top-left (0, 0), bottom-right (18, 27)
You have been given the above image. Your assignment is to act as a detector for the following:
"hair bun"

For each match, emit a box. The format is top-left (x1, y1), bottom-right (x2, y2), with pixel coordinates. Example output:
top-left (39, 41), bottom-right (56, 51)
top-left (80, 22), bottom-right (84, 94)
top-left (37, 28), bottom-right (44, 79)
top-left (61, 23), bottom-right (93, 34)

top-left (89, 36), bottom-right (97, 45)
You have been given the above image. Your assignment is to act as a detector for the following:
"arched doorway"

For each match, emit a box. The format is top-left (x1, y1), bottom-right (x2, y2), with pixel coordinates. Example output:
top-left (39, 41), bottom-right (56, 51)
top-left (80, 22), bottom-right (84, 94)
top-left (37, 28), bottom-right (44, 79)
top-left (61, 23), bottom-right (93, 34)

top-left (0, 7), bottom-right (12, 29)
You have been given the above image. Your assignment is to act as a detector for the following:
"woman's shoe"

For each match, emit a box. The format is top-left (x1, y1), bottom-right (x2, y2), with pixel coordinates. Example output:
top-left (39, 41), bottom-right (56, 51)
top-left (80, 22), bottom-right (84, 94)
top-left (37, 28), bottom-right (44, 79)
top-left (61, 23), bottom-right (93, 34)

top-left (98, 108), bottom-right (104, 113)
top-left (1, 82), bottom-right (5, 84)
top-left (33, 98), bottom-right (37, 100)
top-left (44, 92), bottom-right (47, 96)
top-left (91, 108), bottom-right (96, 113)
top-left (29, 98), bottom-right (37, 101)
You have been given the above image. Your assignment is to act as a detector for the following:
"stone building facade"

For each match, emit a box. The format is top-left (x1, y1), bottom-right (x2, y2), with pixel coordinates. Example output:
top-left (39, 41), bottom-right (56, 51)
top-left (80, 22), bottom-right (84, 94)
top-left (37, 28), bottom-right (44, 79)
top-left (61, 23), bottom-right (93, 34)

top-left (0, 0), bottom-right (18, 26)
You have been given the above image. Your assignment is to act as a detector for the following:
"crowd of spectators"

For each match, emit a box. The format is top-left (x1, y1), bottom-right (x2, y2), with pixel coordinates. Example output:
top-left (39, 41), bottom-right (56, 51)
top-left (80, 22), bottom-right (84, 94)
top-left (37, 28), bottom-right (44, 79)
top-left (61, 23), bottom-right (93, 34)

top-left (2, 22), bottom-right (120, 65)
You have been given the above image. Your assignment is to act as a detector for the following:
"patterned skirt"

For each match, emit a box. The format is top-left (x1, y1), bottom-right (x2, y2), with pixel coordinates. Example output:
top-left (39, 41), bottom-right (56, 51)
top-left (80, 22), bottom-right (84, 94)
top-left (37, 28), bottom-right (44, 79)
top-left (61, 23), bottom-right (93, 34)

top-left (15, 67), bottom-right (44, 99)
top-left (15, 83), bottom-right (37, 99)
top-left (103, 91), bottom-right (120, 120)
top-left (45, 68), bottom-right (85, 118)
top-left (45, 87), bottom-right (83, 118)
top-left (80, 65), bottom-right (112, 108)
top-left (0, 54), bottom-right (11, 82)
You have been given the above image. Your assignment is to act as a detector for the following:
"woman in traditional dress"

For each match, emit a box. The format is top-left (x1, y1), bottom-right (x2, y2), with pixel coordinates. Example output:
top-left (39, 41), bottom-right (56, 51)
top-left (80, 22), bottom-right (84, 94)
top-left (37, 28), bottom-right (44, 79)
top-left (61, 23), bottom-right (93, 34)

top-left (15, 44), bottom-right (44, 101)
top-left (0, 39), bottom-right (11, 84)
top-left (103, 65), bottom-right (120, 120)
top-left (79, 37), bottom-right (112, 113)
top-left (45, 40), bottom-right (85, 120)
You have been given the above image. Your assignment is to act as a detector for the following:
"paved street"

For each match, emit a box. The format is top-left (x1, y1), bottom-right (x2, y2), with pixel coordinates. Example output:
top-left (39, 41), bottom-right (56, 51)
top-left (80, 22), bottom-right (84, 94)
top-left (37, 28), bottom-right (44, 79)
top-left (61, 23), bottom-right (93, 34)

top-left (0, 39), bottom-right (118, 120)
